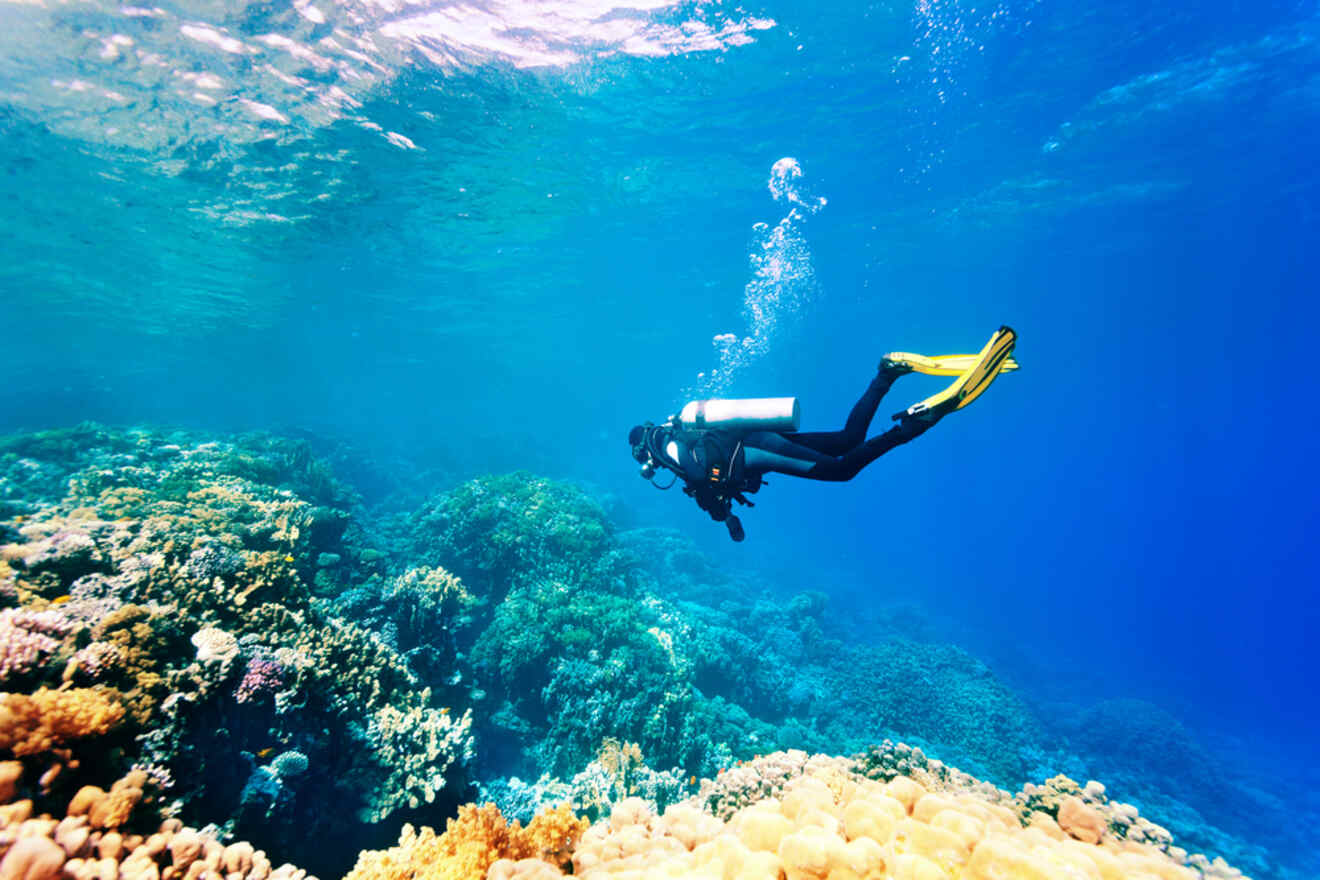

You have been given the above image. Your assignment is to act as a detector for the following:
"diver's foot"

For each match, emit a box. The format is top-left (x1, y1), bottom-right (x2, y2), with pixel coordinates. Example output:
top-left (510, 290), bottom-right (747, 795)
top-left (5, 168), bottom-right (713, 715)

top-left (897, 398), bottom-right (955, 428)
top-left (880, 354), bottom-right (915, 376)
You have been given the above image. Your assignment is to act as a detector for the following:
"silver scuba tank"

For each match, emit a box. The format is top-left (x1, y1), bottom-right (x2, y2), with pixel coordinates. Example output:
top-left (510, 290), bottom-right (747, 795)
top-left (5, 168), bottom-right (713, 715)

top-left (676, 397), bottom-right (800, 433)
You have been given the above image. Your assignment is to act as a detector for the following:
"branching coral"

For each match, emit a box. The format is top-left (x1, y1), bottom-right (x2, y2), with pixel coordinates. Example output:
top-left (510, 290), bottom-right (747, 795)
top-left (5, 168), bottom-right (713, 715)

top-left (471, 579), bottom-right (690, 776)
top-left (526, 739), bottom-right (689, 824)
top-left (380, 567), bottom-right (473, 630)
top-left (343, 803), bottom-right (588, 880)
top-left (356, 697), bottom-right (475, 822)
top-left (0, 610), bottom-right (67, 683)
top-left (693, 750), bottom-right (856, 821)
top-left (330, 566), bottom-right (476, 689)
top-left (85, 605), bottom-right (183, 725)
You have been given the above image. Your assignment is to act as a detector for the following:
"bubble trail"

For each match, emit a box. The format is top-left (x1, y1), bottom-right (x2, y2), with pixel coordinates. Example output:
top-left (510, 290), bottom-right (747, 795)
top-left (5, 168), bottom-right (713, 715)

top-left (687, 157), bottom-right (826, 399)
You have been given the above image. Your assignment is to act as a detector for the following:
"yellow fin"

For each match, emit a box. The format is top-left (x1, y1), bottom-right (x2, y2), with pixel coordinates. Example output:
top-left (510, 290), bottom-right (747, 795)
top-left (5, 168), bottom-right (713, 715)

top-left (884, 351), bottom-right (1019, 377)
top-left (893, 326), bottom-right (1017, 420)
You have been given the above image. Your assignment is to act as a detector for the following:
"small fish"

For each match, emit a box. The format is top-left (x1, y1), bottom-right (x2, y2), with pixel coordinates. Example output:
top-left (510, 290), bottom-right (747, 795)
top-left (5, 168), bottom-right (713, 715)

top-left (52, 595), bottom-right (72, 605)
top-left (689, 775), bottom-right (696, 786)
top-left (257, 747), bottom-right (275, 758)
top-left (283, 555), bottom-right (295, 563)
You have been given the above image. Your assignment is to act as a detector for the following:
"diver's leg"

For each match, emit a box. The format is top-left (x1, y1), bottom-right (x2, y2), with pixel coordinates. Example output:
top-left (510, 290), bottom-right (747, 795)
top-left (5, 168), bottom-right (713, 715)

top-left (808, 414), bottom-right (938, 481)
top-left (742, 432), bottom-right (833, 477)
top-left (750, 413), bottom-right (938, 483)
top-left (784, 365), bottom-right (905, 456)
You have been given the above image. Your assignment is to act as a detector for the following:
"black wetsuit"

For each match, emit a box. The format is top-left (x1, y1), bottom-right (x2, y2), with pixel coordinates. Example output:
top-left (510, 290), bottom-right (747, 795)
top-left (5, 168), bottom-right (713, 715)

top-left (663, 366), bottom-right (933, 486)
top-left (741, 366), bottom-right (934, 481)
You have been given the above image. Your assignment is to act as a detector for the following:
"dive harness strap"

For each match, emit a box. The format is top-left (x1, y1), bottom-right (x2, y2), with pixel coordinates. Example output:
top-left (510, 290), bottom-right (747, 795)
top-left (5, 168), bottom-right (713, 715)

top-left (683, 434), bottom-right (760, 517)
top-left (892, 325), bottom-right (1018, 421)
top-left (641, 424), bottom-right (760, 513)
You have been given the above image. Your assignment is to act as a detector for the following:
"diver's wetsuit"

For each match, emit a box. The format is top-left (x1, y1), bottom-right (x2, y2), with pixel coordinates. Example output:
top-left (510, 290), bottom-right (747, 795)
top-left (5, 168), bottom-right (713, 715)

top-left (740, 366), bottom-right (933, 481)
top-left (660, 366), bottom-right (933, 485)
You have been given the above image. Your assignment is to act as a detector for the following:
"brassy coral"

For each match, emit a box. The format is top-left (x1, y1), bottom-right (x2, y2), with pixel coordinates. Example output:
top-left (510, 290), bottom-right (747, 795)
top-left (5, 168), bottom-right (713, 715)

top-left (343, 803), bottom-right (588, 880)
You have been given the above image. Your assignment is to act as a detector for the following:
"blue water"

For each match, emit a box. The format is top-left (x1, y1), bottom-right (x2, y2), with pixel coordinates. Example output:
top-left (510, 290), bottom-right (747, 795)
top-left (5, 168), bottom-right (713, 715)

top-left (3, 0), bottom-right (1319, 873)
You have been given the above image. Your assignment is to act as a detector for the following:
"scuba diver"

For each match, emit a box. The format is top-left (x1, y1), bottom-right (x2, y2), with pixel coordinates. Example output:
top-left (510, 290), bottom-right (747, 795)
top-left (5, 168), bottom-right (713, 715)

top-left (629, 326), bottom-right (1018, 542)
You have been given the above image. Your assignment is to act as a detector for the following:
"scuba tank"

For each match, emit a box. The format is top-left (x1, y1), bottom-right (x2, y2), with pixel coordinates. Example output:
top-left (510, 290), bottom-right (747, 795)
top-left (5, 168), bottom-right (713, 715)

top-left (677, 397), bottom-right (800, 433)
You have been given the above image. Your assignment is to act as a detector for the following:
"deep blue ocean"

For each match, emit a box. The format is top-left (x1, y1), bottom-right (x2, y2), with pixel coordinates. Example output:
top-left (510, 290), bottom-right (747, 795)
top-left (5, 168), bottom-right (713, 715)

top-left (3, 0), bottom-right (1318, 875)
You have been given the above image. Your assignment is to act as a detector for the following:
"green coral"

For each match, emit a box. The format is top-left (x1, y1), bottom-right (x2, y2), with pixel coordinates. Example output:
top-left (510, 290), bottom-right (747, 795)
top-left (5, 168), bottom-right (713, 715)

top-left (408, 473), bottom-right (625, 597)
top-left (819, 638), bottom-right (1038, 783)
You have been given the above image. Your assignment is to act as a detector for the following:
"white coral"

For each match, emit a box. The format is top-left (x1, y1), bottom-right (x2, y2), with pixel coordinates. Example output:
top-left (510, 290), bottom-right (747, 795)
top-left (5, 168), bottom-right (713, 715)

top-left (191, 626), bottom-right (239, 664)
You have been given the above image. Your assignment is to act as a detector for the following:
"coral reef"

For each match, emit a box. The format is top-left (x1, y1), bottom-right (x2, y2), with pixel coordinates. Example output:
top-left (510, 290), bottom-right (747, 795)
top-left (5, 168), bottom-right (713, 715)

top-left (0, 427), bottom-right (477, 876)
top-left (350, 754), bottom-right (1249, 880)
top-left (0, 427), bottom-right (1287, 879)
top-left (411, 474), bottom-right (1037, 797)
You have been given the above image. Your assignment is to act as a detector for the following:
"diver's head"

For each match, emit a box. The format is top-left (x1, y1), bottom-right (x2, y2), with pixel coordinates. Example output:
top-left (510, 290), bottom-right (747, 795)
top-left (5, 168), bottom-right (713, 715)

top-left (629, 423), bottom-right (651, 466)
top-left (630, 422), bottom-right (660, 479)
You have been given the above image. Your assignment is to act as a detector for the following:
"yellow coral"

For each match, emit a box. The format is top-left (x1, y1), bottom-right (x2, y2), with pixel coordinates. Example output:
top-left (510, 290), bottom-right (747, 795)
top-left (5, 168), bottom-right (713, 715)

top-left (0, 687), bottom-right (125, 757)
top-left (344, 803), bottom-right (587, 880)
top-left (514, 804), bottom-right (589, 868)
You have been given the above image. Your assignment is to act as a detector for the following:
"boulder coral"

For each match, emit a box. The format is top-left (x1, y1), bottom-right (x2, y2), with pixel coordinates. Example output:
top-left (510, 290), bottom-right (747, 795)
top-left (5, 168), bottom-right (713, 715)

top-left (0, 768), bottom-right (317, 880)
top-left (578, 763), bottom-right (1241, 880)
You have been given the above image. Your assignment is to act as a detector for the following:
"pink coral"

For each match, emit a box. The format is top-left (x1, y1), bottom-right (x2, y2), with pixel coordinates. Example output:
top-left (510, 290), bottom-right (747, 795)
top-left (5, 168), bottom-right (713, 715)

top-left (234, 657), bottom-right (285, 704)
top-left (7, 609), bottom-right (73, 639)
top-left (0, 609), bottom-right (67, 682)
top-left (71, 643), bottom-right (124, 681)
